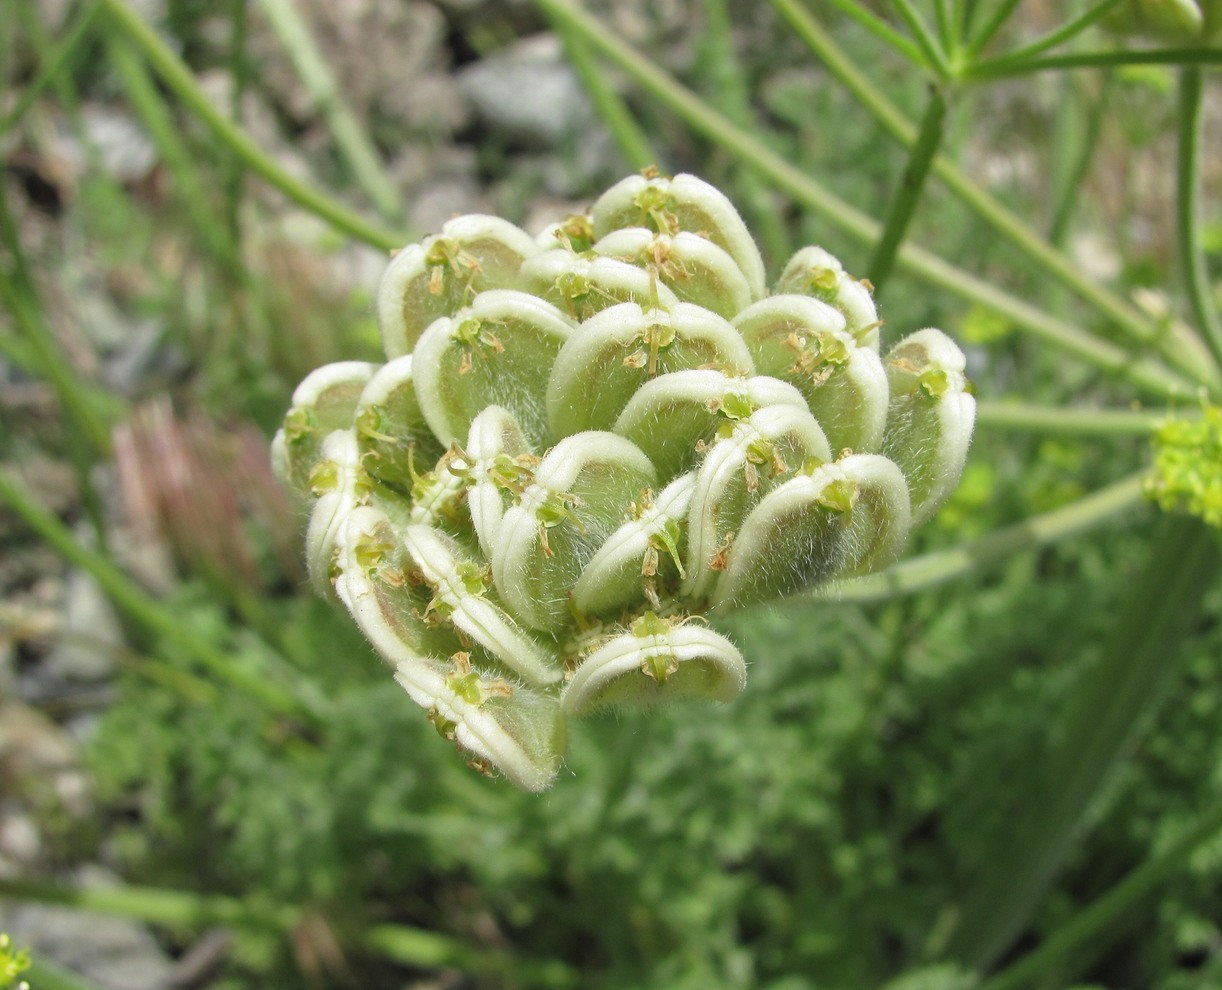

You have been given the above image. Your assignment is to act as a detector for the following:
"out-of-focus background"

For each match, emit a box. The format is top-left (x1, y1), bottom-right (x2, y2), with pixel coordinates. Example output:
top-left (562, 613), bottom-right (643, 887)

top-left (2, 1), bottom-right (1221, 988)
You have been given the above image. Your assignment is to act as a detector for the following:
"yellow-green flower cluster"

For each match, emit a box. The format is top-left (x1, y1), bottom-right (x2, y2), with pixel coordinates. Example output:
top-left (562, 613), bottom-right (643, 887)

top-left (0, 934), bottom-right (30, 990)
top-left (1146, 404), bottom-right (1222, 528)
top-left (274, 172), bottom-right (975, 790)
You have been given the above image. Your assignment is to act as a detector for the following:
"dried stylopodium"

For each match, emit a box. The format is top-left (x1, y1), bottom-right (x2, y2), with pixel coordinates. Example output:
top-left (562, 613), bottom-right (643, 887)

top-left (273, 171), bottom-right (975, 791)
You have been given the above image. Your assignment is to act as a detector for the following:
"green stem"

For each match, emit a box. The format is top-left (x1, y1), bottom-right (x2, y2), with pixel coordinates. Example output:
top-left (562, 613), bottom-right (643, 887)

top-left (891, 0), bottom-right (954, 77)
top-left (933, 0), bottom-right (955, 56)
top-left (824, 0), bottom-right (927, 66)
top-left (0, 878), bottom-right (293, 931)
top-left (869, 84), bottom-right (947, 295)
top-left (99, 0), bottom-right (405, 252)
top-left (106, 32), bottom-right (240, 271)
top-left (0, 471), bottom-right (324, 728)
top-left (1048, 73), bottom-right (1111, 249)
top-left (820, 473), bottom-right (1147, 602)
top-left (550, 24), bottom-right (656, 171)
top-left (981, 798), bottom-right (1222, 990)
top-left (964, 0), bottom-right (1023, 58)
top-left (766, 0), bottom-right (1219, 393)
top-left (955, 0), bottom-right (977, 42)
top-left (945, 513), bottom-right (1222, 968)
top-left (253, 0), bottom-right (403, 222)
top-left (966, 47), bottom-right (1222, 81)
top-left (971, 0), bottom-right (1127, 75)
top-left (535, 0), bottom-right (1196, 399)
top-left (976, 401), bottom-right (1175, 436)
top-left (0, 0), bottom-right (101, 137)
top-left (1177, 66), bottom-right (1222, 369)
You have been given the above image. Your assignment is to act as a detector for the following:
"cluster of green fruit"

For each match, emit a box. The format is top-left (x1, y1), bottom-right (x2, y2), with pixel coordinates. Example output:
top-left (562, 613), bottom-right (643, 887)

top-left (274, 172), bottom-right (974, 790)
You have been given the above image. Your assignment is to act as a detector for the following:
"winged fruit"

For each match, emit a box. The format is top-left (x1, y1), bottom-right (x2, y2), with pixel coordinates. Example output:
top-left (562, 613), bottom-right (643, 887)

top-left (273, 171), bottom-right (976, 791)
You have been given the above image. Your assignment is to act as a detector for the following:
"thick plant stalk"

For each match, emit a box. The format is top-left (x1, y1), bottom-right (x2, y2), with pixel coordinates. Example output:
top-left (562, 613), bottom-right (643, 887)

top-left (868, 84), bottom-right (947, 296)
top-left (945, 513), bottom-right (1222, 969)
top-left (975, 402), bottom-right (1171, 436)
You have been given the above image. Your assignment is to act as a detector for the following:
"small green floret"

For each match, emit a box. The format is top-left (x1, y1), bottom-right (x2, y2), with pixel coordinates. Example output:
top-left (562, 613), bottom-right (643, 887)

top-left (0, 934), bottom-right (30, 990)
top-left (1146, 405), bottom-right (1222, 528)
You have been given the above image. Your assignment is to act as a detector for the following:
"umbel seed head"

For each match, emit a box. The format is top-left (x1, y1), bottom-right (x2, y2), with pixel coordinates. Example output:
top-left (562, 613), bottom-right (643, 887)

top-left (273, 171), bottom-right (976, 791)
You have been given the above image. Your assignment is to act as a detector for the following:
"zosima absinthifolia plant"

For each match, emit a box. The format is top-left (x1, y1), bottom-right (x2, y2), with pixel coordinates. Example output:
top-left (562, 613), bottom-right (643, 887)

top-left (273, 171), bottom-right (975, 791)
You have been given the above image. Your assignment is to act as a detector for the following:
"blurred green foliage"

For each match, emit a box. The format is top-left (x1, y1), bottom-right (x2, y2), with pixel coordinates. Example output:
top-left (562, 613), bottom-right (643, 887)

top-left (2, 1), bottom-right (1221, 989)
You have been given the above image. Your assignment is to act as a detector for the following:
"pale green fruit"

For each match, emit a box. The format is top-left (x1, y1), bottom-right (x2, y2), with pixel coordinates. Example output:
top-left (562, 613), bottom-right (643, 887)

top-left (276, 171), bottom-right (976, 790)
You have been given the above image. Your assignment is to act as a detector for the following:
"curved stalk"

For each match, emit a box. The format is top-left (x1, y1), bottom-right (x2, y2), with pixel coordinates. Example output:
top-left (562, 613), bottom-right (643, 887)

top-left (1177, 66), bottom-right (1222, 368)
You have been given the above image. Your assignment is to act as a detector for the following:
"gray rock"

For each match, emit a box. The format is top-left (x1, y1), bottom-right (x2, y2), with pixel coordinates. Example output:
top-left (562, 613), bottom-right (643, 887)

top-left (44, 570), bottom-right (123, 684)
top-left (55, 106), bottom-right (157, 185)
top-left (457, 35), bottom-right (591, 148)
top-left (0, 878), bottom-right (176, 990)
top-left (0, 809), bottom-right (42, 874)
